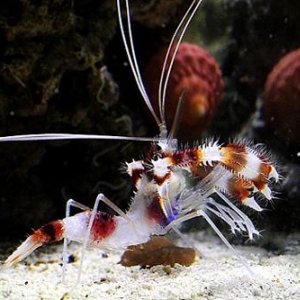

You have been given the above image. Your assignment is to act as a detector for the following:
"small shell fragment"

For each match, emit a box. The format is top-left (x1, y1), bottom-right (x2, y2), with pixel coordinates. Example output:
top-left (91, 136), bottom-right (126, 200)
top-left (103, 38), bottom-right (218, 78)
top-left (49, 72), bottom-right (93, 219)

top-left (119, 236), bottom-right (196, 268)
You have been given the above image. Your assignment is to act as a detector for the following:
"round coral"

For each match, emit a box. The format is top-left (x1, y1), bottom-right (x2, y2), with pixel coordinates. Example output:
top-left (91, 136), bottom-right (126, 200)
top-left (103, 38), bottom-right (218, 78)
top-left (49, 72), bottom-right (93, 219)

top-left (143, 42), bottom-right (224, 141)
top-left (264, 48), bottom-right (300, 144)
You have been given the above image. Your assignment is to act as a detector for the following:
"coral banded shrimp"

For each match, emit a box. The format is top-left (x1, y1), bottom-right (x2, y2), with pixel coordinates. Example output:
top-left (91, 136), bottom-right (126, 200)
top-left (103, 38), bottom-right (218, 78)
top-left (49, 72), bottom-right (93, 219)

top-left (1, 0), bottom-right (279, 284)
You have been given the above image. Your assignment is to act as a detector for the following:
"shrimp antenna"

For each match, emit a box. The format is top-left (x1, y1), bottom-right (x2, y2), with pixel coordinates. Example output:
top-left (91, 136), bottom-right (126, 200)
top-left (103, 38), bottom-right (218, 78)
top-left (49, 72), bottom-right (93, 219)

top-left (158, 0), bottom-right (204, 125)
top-left (0, 133), bottom-right (162, 143)
top-left (117, 0), bottom-right (161, 127)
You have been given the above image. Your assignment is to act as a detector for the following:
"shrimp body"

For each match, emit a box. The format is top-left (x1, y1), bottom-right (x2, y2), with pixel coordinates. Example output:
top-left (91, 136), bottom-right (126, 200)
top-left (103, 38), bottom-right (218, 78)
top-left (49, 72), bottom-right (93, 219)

top-left (3, 137), bottom-right (279, 270)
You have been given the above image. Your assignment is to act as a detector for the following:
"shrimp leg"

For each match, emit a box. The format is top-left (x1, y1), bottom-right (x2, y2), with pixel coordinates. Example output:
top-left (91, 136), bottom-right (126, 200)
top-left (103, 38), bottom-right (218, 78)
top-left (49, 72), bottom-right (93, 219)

top-left (162, 208), bottom-right (254, 276)
top-left (64, 193), bottom-right (134, 285)
top-left (62, 199), bottom-right (91, 284)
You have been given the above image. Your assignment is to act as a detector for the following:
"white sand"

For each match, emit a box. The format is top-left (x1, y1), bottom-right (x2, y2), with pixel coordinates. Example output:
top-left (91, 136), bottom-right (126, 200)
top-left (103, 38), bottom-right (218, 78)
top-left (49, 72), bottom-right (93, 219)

top-left (1, 232), bottom-right (299, 300)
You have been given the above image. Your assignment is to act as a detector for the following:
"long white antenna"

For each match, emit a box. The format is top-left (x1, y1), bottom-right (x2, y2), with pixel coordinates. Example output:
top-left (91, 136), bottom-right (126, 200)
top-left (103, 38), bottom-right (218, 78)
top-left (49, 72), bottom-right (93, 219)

top-left (158, 0), bottom-right (204, 124)
top-left (0, 133), bottom-right (162, 143)
top-left (117, 0), bottom-right (161, 126)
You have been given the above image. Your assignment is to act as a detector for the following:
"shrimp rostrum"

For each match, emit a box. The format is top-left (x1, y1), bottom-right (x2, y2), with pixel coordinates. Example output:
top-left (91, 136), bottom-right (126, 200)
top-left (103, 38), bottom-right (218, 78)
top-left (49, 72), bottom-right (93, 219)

top-left (2, 0), bottom-right (279, 281)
